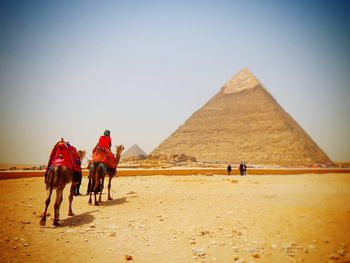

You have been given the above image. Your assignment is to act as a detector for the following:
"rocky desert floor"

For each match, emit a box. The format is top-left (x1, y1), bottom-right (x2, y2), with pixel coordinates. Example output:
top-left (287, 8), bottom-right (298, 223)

top-left (0, 173), bottom-right (349, 263)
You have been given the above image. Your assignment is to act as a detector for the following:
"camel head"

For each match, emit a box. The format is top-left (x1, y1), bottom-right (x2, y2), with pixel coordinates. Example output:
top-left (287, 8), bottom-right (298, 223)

top-left (116, 145), bottom-right (125, 155)
top-left (78, 150), bottom-right (86, 161)
top-left (114, 145), bottom-right (125, 164)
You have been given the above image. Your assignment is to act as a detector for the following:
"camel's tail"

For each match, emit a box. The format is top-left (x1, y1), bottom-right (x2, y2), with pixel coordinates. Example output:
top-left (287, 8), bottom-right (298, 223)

top-left (45, 166), bottom-right (63, 190)
top-left (53, 166), bottom-right (61, 187)
top-left (93, 163), bottom-right (105, 192)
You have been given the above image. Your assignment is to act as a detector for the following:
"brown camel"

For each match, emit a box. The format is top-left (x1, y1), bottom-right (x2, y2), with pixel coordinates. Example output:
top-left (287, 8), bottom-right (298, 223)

top-left (40, 164), bottom-right (76, 226)
top-left (88, 145), bottom-right (124, 205)
top-left (40, 140), bottom-right (83, 226)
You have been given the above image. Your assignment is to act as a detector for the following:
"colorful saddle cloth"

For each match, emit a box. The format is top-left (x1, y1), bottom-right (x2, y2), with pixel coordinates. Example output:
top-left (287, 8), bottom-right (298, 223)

top-left (91, 145), bottom-right (116, 169)
top-left (46, 140), bottom-right (81, 172)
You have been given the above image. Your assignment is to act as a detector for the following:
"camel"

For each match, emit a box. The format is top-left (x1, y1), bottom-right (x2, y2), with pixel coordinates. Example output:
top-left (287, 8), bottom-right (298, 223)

top-left (40, 165), bottom-right (76, 226)
top-left (88, 145), bottom-right (124, 205)
top-left (40, 140), bottom-right (82, 226)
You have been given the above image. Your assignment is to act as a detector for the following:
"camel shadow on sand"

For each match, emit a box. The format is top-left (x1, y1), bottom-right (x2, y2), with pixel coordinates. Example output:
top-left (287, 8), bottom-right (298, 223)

top-left (99, 196), bottom-right (129, 207)
top-left (59, 210), bottom-right (99, 227)
top-left (55, 197), bottom-right (128, 227)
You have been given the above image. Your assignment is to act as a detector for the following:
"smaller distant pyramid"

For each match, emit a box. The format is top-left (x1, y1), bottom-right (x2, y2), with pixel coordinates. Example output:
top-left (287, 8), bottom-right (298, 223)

top-left (122, 144), bottom-right (147, 161)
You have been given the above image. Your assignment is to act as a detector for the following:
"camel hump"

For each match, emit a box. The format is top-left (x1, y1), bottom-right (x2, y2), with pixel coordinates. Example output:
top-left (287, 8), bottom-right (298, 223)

top-left (92, 145), bottom-right (116, 169)
top-left (47, 139), bottom-right (76, 170)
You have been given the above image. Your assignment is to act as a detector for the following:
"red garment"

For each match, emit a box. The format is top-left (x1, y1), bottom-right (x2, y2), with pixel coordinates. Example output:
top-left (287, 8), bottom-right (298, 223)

top-left (98, 136), bottom-right (111, 148)
top-left (91, 145), bottom-right (116, 169)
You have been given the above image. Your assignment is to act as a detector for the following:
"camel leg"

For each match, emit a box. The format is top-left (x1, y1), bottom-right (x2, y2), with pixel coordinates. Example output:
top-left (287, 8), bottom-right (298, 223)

top-left (68, 182), bottom-right (77, 216)
top-left (53, 188), bottom-right (63, 226)
top-left (87, 163), bottom-right (95, 195)
top-left (94, 184), bottom-right (99, 206)
top-left (107, 176), bottom-right (113, 200)
top-left (88, 188), bottom-right (92, 204)
top-left (98, 177), bottom-right (104, 203)
top-left (86, 177), bottom-right (91, 195)
top-left (92, 177), bottom-right (99, 206)
top-left (58, 190), bottom-right (63, 218)
top-left (89, 177), bottom-right (96, 204)
top-left (39, 187), bottom-right (54, 226)
top-left (88, 176), bottom-right (94, 204)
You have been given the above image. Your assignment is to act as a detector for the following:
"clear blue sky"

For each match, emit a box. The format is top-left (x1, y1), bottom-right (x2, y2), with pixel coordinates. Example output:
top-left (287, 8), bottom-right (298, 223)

top-left (0, 0), bottom-right (349, 164)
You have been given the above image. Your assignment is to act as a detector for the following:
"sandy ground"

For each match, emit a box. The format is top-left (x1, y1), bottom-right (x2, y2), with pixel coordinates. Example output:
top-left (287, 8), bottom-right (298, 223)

top-left (0, 173), bottom-right (349, 263)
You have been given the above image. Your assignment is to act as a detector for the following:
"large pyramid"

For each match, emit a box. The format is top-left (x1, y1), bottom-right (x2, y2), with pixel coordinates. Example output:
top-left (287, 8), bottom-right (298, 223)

top-left (151, 68), bottom-right (332, 166)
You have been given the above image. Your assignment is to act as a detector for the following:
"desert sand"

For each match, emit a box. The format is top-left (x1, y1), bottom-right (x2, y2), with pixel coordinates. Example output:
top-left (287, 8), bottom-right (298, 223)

top-left (0, 173), bottom-right (349, 263)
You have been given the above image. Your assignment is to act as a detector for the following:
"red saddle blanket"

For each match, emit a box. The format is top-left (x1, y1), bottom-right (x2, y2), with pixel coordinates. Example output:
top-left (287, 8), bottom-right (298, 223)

top-left (46, 140), bottom-right (81, 172)
top-left (91, 145), bottom-right (116, 169)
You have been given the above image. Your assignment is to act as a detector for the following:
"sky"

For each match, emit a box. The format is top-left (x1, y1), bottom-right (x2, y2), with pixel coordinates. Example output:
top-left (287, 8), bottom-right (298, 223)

top-left (0, 0), bottom-right (349, 165)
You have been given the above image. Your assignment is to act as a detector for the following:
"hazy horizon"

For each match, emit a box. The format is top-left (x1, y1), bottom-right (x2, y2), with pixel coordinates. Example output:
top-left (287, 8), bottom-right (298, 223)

top-left (0, 0), bottom-right (349, 164)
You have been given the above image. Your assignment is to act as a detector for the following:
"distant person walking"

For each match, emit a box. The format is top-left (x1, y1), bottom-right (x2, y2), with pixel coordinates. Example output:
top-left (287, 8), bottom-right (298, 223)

top-left (243, 162), bottom-right (247, 175)
top-left (239, 162), bottom-right (245, 176)
top-left (74, 150), bottom-right (86, 196)
top-left (227, 163), bottom-right (232, 175)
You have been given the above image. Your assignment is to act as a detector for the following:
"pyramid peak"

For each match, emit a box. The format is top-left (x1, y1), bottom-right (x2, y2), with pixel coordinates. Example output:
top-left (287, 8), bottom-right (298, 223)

top-left (128, 144), bottom-right (145, 152)
top-left (222, 68), bottom-right (261, 94)
top-left (122, 144), bottom-right (147, 160)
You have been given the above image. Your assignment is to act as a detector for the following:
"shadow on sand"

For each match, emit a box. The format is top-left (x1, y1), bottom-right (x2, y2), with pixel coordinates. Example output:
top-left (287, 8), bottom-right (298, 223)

top-left (99, 196), bottom-right (128, 207)
top-left (59, 210), bottom-right (99, 227)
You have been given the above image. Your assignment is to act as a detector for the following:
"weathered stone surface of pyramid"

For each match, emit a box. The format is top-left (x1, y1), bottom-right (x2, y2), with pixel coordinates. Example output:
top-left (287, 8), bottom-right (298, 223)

top-left (122, 144), bottom-right (147, 161)
top-left (151, 68), bottom-right (332, 166)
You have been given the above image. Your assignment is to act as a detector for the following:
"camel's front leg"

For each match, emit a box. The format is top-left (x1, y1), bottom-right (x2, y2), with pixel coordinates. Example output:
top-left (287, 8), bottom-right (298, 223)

top-left (68, 182), bottom-right (77, 216)
top-left (93, 179), bottom-right (99, 206)
top-left (87, 163), bottom-right (95, 195)
top-left (98, 178), bottom-right (104, 203)
top-left (107, 176), bottom-right (113, 200)
top-left (88, 176), bottom-right (95, 204)
top-left (88, 189), bottom-right (92, 204)
top-left (40, 187), bottom-right (54, 226)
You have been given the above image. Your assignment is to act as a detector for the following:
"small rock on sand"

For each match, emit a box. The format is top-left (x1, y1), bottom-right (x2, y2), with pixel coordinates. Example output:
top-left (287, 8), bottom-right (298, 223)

top-left (329, 253), bottom-right (339, 260)
top-left (337, 248), bottom-right (345, 256)
top-left (192, 247), bottom-right (206, 257)
top-left (200, 230), bottom-right (210, 236)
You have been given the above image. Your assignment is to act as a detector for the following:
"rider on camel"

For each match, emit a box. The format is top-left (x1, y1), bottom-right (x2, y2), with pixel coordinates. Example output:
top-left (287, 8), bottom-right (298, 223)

top-left (98, 130), bottom-right (112, 149)
top-left (87, 129), bottom-right (113, 194)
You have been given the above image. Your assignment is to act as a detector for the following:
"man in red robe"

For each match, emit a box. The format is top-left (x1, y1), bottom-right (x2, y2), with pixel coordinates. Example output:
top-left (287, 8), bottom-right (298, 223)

top-left (91, 129), bottom-right (115, 169)
top-left (98, 130), bottom-right (112, 148)
top-left (87, 130), bottom-right (114, 194)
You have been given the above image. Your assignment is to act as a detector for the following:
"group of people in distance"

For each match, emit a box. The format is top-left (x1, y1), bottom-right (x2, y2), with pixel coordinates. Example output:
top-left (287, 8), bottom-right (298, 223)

top-left (227, 162), bottom-right (247, 176)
